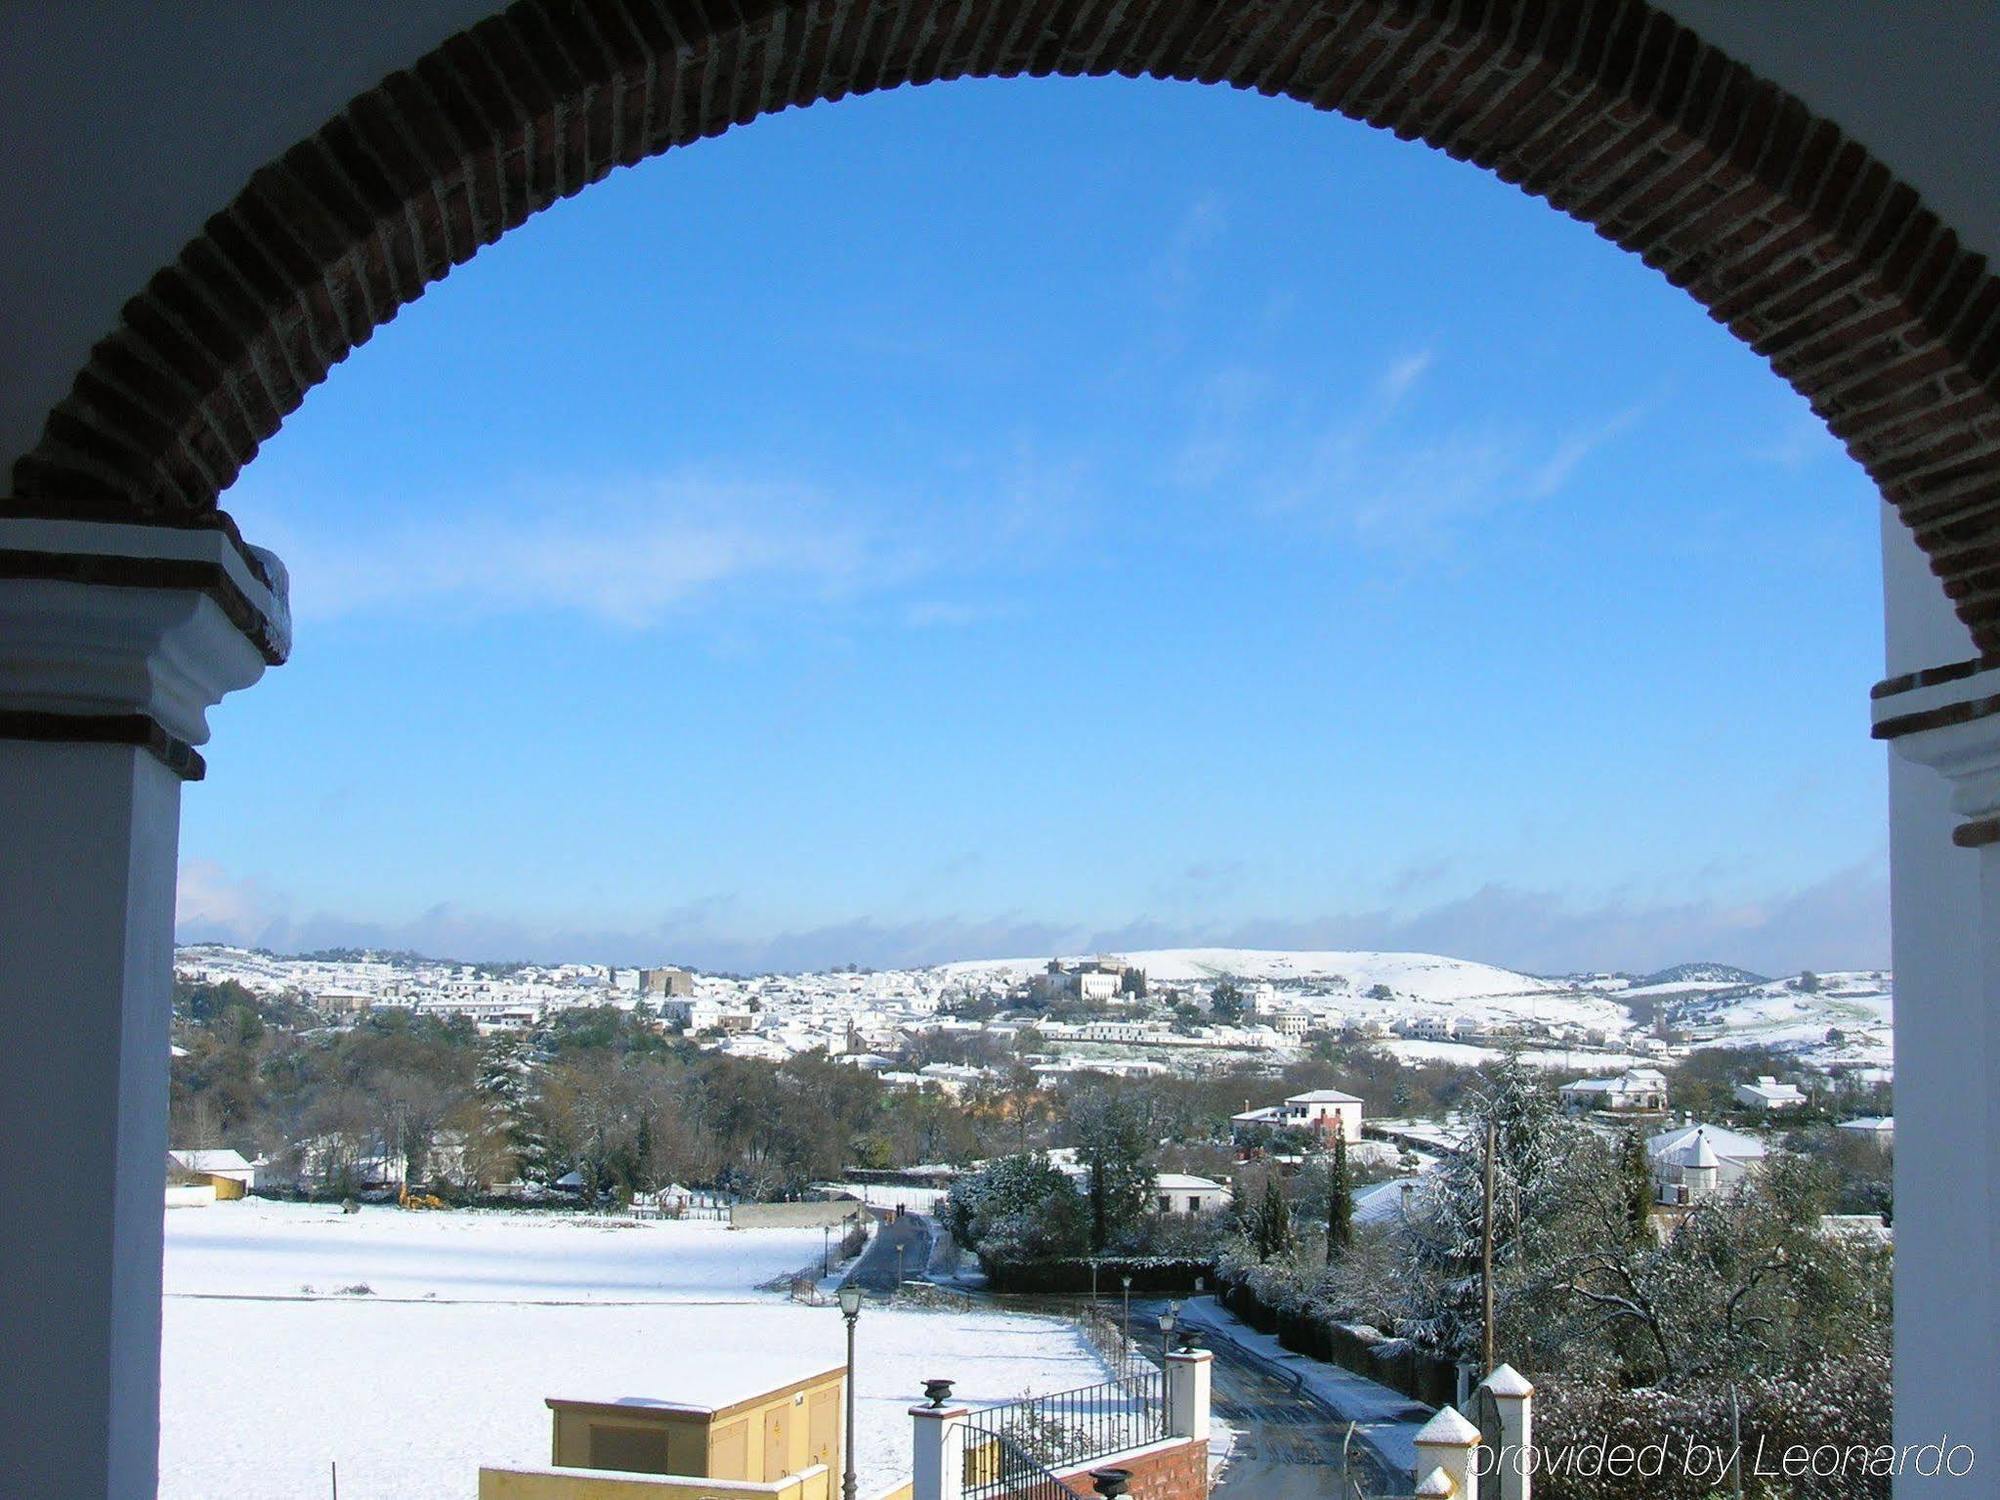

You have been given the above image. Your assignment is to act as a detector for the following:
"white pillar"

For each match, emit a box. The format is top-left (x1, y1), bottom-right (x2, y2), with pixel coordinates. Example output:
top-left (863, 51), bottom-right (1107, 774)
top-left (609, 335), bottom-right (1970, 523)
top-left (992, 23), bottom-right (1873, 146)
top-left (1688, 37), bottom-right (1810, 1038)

top-left (1874, 504), bottom-right (1997, 1493)
top-left (1164, 1349), bottom-right (1211, 1442)
top-left (910, 1401), bottom-right (968, 1500)
top-left (1478, 1364), bottom-right (1532, 1500)
top-left (1412, 1406), bottom-right (1481, 1499)
top-left (0, 518), bottom-right (287, 1500)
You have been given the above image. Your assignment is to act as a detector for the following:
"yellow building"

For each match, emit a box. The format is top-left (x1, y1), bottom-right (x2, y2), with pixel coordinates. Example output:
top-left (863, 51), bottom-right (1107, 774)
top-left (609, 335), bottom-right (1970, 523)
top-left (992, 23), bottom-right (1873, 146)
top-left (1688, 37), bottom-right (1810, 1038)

top-left (545, 1366), bottom-right (844, 1484)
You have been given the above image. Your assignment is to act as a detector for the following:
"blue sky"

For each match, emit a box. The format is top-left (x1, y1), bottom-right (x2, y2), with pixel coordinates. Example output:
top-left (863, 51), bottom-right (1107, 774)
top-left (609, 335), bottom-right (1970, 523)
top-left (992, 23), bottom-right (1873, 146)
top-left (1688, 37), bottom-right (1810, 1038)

top-left (175, 76), bottom-right (1891, 977)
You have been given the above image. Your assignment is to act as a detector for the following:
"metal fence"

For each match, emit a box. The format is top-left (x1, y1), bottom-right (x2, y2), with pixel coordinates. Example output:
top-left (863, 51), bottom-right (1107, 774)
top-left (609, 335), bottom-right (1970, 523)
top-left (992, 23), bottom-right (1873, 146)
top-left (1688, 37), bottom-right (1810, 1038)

top-left (961, 1427), bottom-right (1091, 1500)
top-left (960, 1370), bottom-right (1167, 1500)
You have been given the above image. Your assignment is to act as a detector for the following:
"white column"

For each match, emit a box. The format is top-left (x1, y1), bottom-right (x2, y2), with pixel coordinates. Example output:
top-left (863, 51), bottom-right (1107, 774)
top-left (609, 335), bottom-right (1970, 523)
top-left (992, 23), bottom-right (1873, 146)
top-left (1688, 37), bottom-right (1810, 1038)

top-left (0, 518), bottom-right (287, 1500)
top-left (1874, 505), bottom-right (1997, 1493)
top-left (910, 1401), bottom-right (968, 1500)
top-left (1478, 1364), bottom-right (1532, 1500)
top-left (1412, 1406), bottom-right (1481, 1498)
top-left (1164, 1349), bottom-right (1211, 1442)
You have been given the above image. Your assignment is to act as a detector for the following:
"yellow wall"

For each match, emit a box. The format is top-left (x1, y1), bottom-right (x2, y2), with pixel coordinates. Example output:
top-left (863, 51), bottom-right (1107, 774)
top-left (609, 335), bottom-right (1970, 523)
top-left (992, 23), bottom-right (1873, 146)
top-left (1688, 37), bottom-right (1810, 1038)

top-left (480, 1463), bottom-right (830, 1500)
top-left (549, 1369), bottom-right (843, 1484)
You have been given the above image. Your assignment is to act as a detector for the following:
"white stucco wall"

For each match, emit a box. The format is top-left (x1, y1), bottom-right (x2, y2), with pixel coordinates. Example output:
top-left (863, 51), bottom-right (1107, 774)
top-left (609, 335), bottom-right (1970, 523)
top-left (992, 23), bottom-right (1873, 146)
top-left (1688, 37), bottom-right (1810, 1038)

top-left (0, 2), bottom-right (497, 480)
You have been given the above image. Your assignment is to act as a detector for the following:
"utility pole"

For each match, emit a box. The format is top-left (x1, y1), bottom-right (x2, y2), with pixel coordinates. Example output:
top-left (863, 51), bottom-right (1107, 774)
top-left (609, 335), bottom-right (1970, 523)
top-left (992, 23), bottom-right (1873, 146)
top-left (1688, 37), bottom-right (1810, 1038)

top-left (1481, 1116), bottom-right (1496, 1377)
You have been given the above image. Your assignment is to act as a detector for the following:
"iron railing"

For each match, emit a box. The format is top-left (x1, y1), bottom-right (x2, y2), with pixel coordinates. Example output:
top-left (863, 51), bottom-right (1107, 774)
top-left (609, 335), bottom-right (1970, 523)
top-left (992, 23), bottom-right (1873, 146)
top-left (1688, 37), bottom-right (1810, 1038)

top-left (960, 1370), bottom-right (1167, 1500)
top-left (961, 1427), bottom-right (1091, 1500)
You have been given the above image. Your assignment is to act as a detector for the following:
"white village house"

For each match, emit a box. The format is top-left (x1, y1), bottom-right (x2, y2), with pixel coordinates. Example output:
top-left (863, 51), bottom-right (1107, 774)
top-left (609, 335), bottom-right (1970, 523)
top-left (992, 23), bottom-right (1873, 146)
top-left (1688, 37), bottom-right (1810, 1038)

top-left (1152, 1173), bottom-right (1232, 1216)
top-left (1558, 1066), bottom-right (1669, 1114)
top-left (1647, 1123), bottom-right (1767, 1205)
top-left (1231, 1087), bottom-right (1364, 1146)
top-left (1837, 1116), bottom-right (1895, 1151)
top-left (1734, 1075), bottom-right (1808, 1111)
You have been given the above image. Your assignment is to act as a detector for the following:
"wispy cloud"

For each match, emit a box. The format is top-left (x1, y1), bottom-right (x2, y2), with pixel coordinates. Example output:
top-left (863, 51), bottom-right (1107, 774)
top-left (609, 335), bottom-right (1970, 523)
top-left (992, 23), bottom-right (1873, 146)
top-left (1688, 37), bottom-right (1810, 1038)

top-left (1752, 410), bottom-right (1837, 471)
top-left (1377, 350), bottom-right (1433, 406)
top-left (178, 859), bottom-right (1887, 979)
top-left (1174, 349), bottom-right (1647, 557)
top-left (264, 474), bottom-right (910, 628)
top-left (1151, 194), bottom-right (1226, 312)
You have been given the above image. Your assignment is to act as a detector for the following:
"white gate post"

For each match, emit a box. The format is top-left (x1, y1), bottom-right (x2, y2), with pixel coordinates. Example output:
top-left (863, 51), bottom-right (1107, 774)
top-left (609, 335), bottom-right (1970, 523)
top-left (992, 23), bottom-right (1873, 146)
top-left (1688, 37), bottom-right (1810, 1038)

top-left (1478, 1365), bottom-right (1533, 1500)
top-left (1413, 1406), bottom-right (1482, 1498)
top-left (1164, 1348), bottom-right (1212, 1441)
top-left (911, 1396), bottom-right (969, 1500)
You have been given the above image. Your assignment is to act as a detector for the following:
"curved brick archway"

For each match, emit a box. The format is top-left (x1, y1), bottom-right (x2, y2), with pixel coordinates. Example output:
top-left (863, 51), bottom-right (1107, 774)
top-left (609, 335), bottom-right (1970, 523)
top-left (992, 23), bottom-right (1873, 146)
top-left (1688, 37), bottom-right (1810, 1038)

top-left (14, 0), bottom-right (2000, 642)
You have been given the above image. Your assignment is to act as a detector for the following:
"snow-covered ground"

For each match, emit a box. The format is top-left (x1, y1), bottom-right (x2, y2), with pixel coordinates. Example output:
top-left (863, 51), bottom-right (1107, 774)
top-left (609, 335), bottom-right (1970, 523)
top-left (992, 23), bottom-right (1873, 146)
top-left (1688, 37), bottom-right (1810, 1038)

top-left (1672, 970), bottom-right (1894, 1069)
top-left (161, 1201), bottom-right (1109, 1500)
top-left (1381, 1040), bottom-right (1650, 1071)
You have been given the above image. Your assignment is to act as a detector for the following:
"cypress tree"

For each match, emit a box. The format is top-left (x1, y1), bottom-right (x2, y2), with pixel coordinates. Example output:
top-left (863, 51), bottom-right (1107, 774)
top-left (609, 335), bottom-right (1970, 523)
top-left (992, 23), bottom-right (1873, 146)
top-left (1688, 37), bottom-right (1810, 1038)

top-left (1326, 1132), bottom-right (1354, 1263)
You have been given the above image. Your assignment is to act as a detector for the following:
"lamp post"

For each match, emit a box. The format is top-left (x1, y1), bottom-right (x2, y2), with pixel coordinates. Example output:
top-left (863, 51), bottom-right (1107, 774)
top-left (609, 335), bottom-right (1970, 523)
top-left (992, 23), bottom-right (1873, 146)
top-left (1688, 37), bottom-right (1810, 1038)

top-left (1120, 1274), bottom-right (1133, 1371)
top-left (823, 1224), bottom-right (832, 1279)
top-left (838, 1284), bottom-right (863, 1500)
top-left (1157, 1305), bottom-right (1178, 1433)
top-left (1159, 1302), bottom-right (1179, 1362)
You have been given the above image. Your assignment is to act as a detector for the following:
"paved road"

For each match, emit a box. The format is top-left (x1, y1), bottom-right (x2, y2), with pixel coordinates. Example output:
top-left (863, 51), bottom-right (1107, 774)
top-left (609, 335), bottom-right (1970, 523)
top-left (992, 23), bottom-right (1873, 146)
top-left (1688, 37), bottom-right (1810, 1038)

top-left (1205, 1327), bottom-right (1395, 1500)
top-left (1105, 1297), bottom-right (1408, 1500)
top-left (842, 1212), bottom-right (933, 1295)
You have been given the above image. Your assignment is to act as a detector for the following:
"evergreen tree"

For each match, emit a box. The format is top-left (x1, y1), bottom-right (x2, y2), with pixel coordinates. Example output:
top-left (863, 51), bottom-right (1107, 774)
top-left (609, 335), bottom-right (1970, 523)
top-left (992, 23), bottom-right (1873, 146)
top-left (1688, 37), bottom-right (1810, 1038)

top-left (1400, 1058), bottom-right (1577, 1362)
top-left (1070, 1091), bottom-right (1155, 1253)
top-left (1251, 1175), bottom-right (1293, 1262)
top-left (475, 1033), bottom-right (537, 1184)
top-left (1326, 1132), bottom-right (1354, 1263)
top-left (1619, 1126), bottom-right (1653, 1244)
top-left (1209, 981), bottom-right (1246, 1023)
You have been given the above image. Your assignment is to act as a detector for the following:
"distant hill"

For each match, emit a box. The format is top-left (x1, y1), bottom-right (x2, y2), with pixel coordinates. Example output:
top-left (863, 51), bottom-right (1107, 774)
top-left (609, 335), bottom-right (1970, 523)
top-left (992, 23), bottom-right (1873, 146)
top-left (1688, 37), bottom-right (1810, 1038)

top-left (1627, 962), bottom-right (1771, 992)
top-left (938, 947), bottom-right (1568, 1001)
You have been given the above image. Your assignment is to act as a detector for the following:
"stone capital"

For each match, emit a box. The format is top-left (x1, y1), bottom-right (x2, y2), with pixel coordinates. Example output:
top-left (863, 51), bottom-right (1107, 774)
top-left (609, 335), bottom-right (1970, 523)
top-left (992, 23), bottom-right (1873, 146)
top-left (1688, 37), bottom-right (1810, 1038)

top-left (0, 517), bottom-right (289, 778)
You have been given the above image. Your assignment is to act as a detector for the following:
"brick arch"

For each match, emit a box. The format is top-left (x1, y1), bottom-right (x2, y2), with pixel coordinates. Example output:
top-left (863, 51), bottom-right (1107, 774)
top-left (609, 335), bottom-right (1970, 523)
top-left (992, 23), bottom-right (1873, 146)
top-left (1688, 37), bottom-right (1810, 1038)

top-left (13, 0), bottom-right (2000, 641)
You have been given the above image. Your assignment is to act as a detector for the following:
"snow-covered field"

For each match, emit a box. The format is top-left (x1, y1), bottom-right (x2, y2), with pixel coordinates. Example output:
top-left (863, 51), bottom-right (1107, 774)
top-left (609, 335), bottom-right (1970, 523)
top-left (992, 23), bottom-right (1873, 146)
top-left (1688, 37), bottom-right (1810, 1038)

top-left (1381, 1039), bottom-right (1651, 1071)
top-left (162, 1201), bottom-right (1108, 1500)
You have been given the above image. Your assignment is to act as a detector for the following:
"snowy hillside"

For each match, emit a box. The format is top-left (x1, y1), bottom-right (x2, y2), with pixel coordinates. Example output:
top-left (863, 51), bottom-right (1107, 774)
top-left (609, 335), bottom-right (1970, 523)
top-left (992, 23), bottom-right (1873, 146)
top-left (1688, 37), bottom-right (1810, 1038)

top-left (1621, 962), bottom-right (1771, 996)
top-left (1668, 970), bottom-right (1893, 1069)
top-left (939, 947), bottom-right (1567, 1000)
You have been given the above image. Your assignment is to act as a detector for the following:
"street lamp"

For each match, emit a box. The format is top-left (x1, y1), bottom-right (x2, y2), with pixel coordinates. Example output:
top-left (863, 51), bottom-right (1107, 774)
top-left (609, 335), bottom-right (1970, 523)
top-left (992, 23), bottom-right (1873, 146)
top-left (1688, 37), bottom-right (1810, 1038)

top-left (837, 1285), bottom-right (864, 1500)
top-left (1157, 1305), bottom-right (1178, 1362)
top-left (1120, 1274), bottom-right (1133, 1370)
top-left (823, 1224), bottom-right (832, 1279)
